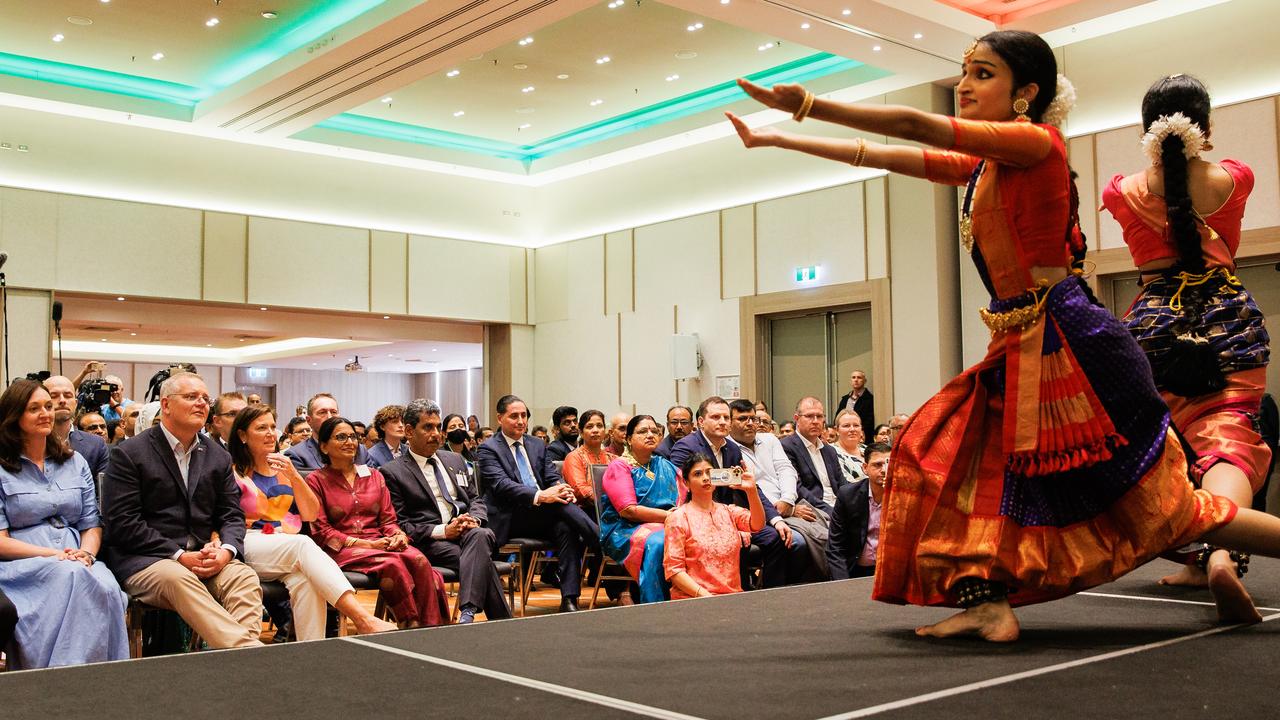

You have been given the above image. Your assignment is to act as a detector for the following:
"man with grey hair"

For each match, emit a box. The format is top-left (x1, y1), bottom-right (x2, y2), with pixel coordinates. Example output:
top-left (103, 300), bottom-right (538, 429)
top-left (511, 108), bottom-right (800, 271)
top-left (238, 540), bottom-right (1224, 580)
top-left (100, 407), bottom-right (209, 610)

top-left (381, 399), bottom-right (511, 623)
top-left (102, 371), bottom-right (263, 648)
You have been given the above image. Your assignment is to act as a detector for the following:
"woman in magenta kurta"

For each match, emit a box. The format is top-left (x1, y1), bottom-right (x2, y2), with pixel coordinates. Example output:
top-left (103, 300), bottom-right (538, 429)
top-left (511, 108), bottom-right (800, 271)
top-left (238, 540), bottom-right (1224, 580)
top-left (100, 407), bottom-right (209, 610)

top-left (305, 417), bottom-right (449, 628)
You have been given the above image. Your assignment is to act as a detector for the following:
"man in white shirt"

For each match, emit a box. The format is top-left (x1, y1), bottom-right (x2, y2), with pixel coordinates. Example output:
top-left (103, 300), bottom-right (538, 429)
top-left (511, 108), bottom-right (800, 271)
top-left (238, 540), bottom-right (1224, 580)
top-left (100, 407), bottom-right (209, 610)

top-left (780, 396), bottom-right (847, 514)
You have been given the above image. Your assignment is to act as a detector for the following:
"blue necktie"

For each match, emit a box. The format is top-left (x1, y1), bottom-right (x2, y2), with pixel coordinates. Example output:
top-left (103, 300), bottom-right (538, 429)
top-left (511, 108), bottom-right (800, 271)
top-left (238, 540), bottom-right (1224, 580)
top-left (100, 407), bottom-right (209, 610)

top-left (513, 442), bottom-right (537, 488)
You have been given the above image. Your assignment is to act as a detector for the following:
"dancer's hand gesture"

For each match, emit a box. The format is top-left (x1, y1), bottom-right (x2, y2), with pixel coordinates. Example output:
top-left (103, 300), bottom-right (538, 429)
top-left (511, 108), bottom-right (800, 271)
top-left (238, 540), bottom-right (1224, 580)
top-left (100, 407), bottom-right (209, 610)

top-left (725, 112), bottom-right (783, 149)
top-left (737, 79), bottom-right (807, 113)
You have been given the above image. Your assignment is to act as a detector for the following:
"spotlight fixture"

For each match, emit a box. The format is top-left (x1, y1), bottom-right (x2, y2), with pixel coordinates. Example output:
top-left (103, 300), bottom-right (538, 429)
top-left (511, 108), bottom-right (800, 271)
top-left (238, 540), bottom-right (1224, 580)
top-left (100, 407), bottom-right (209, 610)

top-left (206, 18), bottom-right (220, 27)
top-left (873, 45), bottom-right (881, 52)
top-left (518, 36), bottom-right (534, 46)
top-left (608, 0), bottom-right (624, 7)
top-left (589, 99), bottom-right (603, 106)
top-left (518, 123), bottom-right (532, 129)
top-left (665, 74), bottom-right (679, 81)
top-left (557, 73), bottom-right (570, 79)
top-left (757, 42), bottom-right (775, 51)
top-left (446, 69), bottom-right (460, 77)
top-left (52, 33), bottom-right (65, 42)
top-left (116, 296), bottom-right (125, 301)
top-left (259, 307), bottom-right (268, 311)
top-left (595, 55), bottom-right (611, 64)
top-left (380, 96), bottom-right (393, 103)
top-left (382, 315), bottom-right (391, 319)
top-left (913, 32), bottom-right (923, 39)
top-left (800, 22), bottom-right (810, 29)
top-left (720, 0), bottom-right (730, 4)
top-left (686, 22), bottom-right (703, 32)
top-left (521, 86), bottom-right (535, 93)
top-left (453, 110), bottom-right (465, 117)
top-left (261, 11), bottom-right (278, 19)
top-left (152, 52), bottom-right (165, 60)
top-left (130, 332), bottom-right (137, 337)
top-left (842, 8), bottom-right (851, 15)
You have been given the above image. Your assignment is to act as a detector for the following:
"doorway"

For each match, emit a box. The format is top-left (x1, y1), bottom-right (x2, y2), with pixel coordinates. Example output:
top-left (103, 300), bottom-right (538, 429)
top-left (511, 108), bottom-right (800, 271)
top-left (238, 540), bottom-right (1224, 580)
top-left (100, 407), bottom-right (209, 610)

top-left (768, 308), bottom-right (873, 420)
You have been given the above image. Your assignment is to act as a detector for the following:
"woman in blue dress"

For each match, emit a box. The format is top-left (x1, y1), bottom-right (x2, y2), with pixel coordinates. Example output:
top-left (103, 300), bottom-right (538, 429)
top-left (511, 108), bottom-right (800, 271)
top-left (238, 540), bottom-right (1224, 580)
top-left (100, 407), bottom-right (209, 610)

top-left (0, 379), bottom-right (128, 668)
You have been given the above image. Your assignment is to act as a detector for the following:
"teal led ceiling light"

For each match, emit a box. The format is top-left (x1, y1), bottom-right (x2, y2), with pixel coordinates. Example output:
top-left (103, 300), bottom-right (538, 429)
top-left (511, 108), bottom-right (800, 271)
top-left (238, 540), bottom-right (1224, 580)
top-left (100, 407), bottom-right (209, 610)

top-left (0, 51), bottom-right (207, 105)
top-left (326, 53), bottom-right (887, 164)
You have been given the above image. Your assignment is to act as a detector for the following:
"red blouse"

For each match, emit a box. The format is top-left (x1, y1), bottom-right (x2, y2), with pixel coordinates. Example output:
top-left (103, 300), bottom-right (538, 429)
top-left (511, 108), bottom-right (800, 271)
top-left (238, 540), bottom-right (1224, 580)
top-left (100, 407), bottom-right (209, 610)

top-left (1101, 158), bottom-right (1253, 268)
top-left (923, 118), bottom-right (1073, 296)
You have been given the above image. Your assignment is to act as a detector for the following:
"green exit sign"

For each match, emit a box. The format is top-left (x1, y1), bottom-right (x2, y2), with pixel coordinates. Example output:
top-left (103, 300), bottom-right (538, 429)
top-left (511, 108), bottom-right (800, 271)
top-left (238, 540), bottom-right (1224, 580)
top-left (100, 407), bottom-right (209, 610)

top-left (795, 265), bottom-right (818, 282)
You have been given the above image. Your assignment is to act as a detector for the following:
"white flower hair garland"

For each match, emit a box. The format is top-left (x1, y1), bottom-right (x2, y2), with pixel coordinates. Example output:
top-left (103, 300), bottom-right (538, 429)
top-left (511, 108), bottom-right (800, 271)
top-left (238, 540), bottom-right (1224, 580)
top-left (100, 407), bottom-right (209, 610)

top-left (1041, 74), bottom-right (1075, 128)
top-left (1141, 111), bottom-right (1205, 166)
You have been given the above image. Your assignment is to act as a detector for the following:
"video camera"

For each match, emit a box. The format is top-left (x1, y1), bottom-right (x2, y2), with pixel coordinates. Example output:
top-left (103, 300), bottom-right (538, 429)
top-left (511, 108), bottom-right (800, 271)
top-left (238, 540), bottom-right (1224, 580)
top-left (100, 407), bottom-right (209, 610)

top-left (78, 376), bottom-right (120, 410)
top-left (144, 363), bottom-right (198, 402)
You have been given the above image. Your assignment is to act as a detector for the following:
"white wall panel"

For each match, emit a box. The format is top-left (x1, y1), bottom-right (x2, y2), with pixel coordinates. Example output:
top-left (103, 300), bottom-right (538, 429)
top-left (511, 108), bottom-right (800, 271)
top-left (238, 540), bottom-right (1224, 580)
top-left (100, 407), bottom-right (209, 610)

top-left (408, 236), bottom-right (524, 323)
top-left (619, 305), bottom-right (676, 416)
top-left (1068, 137), bottom-right (1099, 256)
top-left (56, 195), bottom-right (202, 299)
top-left (720, 206), bottom-right (755, 299)
top-left (566, 236), bottom-right (605, 320)
top-left (634, 214), bottom-right (720, 307)
top-left (1206, 99), bottom-right (1280, 230)
top-left (604, 230), bottom-right (633, 315)
top-left (756, 185), bottom-right (864, 295)
top-left (532, 314), bottom-right (618, 422)
top-left (203, 212), bottom-right (247, 304)
top-left (370, 230), bottom-right (408, 315)
top-left (1094, 125), bottom-right (1143, 251)
top-left (248, 217), bottom-right (369, 311)
top-left (534, 242), bottom-right (568, 324)
top-left (6, 289), bottom-right (51, 380)
top-left (0, 188), bottom-right (58, 289)
top-left (865, 179), bottom-right (889, 281)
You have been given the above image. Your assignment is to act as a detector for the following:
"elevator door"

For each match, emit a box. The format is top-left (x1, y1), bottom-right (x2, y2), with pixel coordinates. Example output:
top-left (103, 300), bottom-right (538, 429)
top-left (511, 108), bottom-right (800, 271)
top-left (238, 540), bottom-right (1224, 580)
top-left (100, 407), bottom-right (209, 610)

top-left (769, 307), bottom-right (873, 420)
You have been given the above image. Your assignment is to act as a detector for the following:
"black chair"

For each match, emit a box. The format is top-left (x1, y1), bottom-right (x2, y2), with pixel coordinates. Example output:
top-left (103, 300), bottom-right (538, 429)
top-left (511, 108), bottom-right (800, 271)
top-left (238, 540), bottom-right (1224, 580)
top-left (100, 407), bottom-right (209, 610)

top-left (502, 538), bottom-right (554, 615)
top-left (333, 571), bottom-right (388, 634)
top-left (587, 463), bottom-right (637, 609)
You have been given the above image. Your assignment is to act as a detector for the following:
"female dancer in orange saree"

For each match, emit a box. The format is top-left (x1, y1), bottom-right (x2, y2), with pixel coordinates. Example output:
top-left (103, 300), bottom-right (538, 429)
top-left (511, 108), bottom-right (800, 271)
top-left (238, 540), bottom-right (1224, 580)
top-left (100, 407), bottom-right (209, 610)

top-left (729, 30), bottom-right (1280, 641)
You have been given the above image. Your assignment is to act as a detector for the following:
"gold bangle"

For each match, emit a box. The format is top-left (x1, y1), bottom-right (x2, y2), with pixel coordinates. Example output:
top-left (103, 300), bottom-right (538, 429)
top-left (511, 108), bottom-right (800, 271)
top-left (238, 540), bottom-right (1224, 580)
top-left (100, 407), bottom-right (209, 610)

top-left (851, 138), bottom-right (868, 166)
top-left (793, 91), bottom-right (815, 122)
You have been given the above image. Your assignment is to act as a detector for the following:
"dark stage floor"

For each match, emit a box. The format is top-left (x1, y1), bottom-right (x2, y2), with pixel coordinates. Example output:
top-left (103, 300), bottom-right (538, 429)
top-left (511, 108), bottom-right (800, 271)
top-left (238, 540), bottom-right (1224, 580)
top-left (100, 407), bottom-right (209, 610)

top-left (5, 558), bottom-right (1280, 720)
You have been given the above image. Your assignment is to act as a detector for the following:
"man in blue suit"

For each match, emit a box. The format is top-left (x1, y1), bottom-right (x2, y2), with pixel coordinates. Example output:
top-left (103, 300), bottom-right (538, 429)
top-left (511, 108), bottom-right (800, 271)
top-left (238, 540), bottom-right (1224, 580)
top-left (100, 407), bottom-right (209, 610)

top-left (669, 396), bottom-right (797, 589)
top-left (779, 396), bottom-right (847, 515)
top-left (827, 442), bottom-right (889, 579)
top-left (477, 395), bottom-right (599, 612)
top-left (44, 375), bottom-right (108, 483)
top-left (285, 392), bottom-right (369, 473)
top-left (654, 405), bottom-right (694, 460)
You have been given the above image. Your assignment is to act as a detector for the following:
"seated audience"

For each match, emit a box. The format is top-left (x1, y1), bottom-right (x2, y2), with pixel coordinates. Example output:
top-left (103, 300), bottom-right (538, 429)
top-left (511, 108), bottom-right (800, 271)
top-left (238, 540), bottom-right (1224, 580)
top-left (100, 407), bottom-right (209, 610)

top-left (467, 415), bottom-right (481, 435)
top-left (477, 395), bottom-right (600, 612)
top-left (208, 392), bottom-right (248, 449)
top-left (102, 372), bottom-right (263, 649)
top-left (283, 416), bottom-right (312, 451)
top-left (664, 454), bottom-right (764, 599)
top-left (827, 442), bottom-right (889, 579)
top-left (755, 408), bottom-right (776, 435)
top-left (545, 406), bottom-right (579, 462)
top-left (606, 413), bottom-right (629, 456)
top-left (43, 375), bottom-right (108, 481)
top-left (754, 401), bottom-right (769, 413)
top-left (305, 417), bottom-right (450, 628)
top-left (778, 421), bottom-right (796, 437)
top-left (561, 409), bottom-right (618, 511)
top-left (246, 393), bottom-right (262, 406)
top-left (670, 396), bottom-right (795, 589)
top-left (119, 402), bottom-right (143, 440)
top-left (600, 415), bottom-right (680, 603)
top-left (285, 393), bottom-right (370, 474)
top-left (382, 400), bottom-right (511, 624)
top-left (832, 410), bottom-right (868, 484)
top-left (106, 419), bottom-right (125, 445)
top-left (531, 425), bottom-right (550, 443)
top-left (441, 413), bottom-right (478, 486)
top-left (780, 397), bottom-right (846, 514)
top-left (229, 406), bottom-right (396, 638)
top-left (477, 426), bottom-right (495, 443)
top-left (0, 380), bottom-right (128, 668)
top-left (887, 413), bottom-right (910, 447)
top-left (871, 423), bottom-right (892, 445)
top-left (367, 404), bottom-right (407, 468)
top-left (100, 374), bottom-right (133, 423)
top-left (654, 405), bottom-right (693, 460)
top-left (135, 401), bottom-right (161, 433)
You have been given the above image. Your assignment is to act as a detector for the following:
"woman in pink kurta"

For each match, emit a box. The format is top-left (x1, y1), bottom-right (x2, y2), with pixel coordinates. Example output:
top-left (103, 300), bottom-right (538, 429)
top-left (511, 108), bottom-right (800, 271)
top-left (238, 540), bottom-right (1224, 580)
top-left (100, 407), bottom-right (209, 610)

top-left (663, 453), bottom-right (765, 599)
top-left (305, 417), bottom-right (449, 628)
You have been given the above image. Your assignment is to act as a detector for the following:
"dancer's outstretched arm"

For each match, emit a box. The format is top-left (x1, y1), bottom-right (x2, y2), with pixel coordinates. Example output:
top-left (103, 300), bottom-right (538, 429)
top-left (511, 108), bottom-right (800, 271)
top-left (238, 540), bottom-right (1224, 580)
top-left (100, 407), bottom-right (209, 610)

top-left (724, 111), bottom-right (932, 179)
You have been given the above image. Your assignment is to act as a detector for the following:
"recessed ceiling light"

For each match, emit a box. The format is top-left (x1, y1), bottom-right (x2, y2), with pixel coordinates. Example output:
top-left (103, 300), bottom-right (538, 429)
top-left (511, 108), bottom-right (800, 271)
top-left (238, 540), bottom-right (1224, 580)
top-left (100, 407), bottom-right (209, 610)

top-left (800, 23), bottom-right (810, 29)
top-left (51, 34), bottom-right (65, 43)
top-left (100, 0), bottom-right (110, 4)
top-left (152, 52), bottom-right (165, 61)
top-left (432, 348), bottom-right (438, 352)
top-left (67, 16), bottom-right (93, 26)
top-left (757, 42), bottom-right (775, 51)
top-left (238, 338), bottom-right (245, 342)
top-left (206, 18), bottom-right (220, 27)
top-left (665, 74), bottom-right (679, 82)
top-left (261, 11), bottom-right (278, 19)
top-left (872, 45), bottom-right (881, 52)
top-left (686, 22), bottom-right (703, 32)
top-left (116, 296), bottom-right (125, 301)
top-left (382, 315), bottom-right (391, 319)
top-left (380, 96), bottom-right (393, 103)
top-left (608, 0), bottom-right (623, 7)
top-left (513, 63), bottom-right (528, 70)
top-left (206, 344), bottom-right (212, 348)
top-left (521, 86), bottom-right (535, 93)
top-left (518, 36), bottom-right (533, 46)
top-left (130, 332), bottom-right (137, 337)
top-left (842, 8), bottom-right (851, 15)
top-left (453, 110), bottom-right (465, 117)
top-left (720, 0), bottom-right (730, 4)
top-left (516, 106), bottom-right (535, 114)
top-left (589, 99), bottom-right (603, 106)
top-left (446, 69), bottom-right (460, 78)
top-left (595, 55), bottom-right (611, 64)
top-left (913, 32), bottom-right (923, 39)
top-left (556, 73), bottom-right (570, 80)
top-left (312, 362), bottom-right (317, 366)
top-left (100, 338), bottom-right (107, 342)
top-left (259, 307), bottom-right (268, 311)
top-left (518, 123), bottom-right (531, 129)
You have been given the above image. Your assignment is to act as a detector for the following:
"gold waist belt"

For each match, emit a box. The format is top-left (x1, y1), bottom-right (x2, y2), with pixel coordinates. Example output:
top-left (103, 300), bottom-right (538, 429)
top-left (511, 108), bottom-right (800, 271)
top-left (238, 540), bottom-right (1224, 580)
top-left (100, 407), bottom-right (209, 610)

top-left (979, 281), bottom-right (1052, 334)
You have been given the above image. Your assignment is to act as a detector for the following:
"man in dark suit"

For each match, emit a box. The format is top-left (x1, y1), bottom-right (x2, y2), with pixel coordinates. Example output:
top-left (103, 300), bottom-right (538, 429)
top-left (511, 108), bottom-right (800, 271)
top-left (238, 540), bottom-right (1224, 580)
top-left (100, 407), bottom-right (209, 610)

top-left (827, 442), bottom-right (889, 579)
top-left (669, 396), bottom-right (796, 588)
top-left (101, 372), bottom-right (262, 648)
top-left (654, 405), bottom-right (694, 460)
top-left (383, 399), bottom-right (511, 623)
top-left (367, 404), bottom-right (407, 468)
top-left (545, 405), bottom-right (579, 462)
top-left (836, 369), bottom-right (875, 437)
top-left (285, 392), bottom-right (369, 473)
top-left (477, 395), bottom-right (599, 612)
top-left (43, 375), bottom-right (108, 482)
top-left (781, 396), bottom-right (847, 515)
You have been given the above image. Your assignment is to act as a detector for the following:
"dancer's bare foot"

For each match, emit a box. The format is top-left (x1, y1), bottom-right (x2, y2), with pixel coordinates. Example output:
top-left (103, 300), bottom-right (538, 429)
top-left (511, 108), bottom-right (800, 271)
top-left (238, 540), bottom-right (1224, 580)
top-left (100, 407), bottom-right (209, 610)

top-left (1206, 551), bottom-right (1262, 624)
top-left (1158, 564), bottom-right (1209, 587)
top-left (915, 599), bottom-right (1020, 642)
top-left (354, 616), bottom-right (399, 634)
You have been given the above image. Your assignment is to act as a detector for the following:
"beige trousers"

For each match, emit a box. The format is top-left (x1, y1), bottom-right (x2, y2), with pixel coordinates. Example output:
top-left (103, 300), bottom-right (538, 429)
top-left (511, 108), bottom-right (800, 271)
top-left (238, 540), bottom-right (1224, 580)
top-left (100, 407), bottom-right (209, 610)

top-left (124, 559), bottom-right (263, 649)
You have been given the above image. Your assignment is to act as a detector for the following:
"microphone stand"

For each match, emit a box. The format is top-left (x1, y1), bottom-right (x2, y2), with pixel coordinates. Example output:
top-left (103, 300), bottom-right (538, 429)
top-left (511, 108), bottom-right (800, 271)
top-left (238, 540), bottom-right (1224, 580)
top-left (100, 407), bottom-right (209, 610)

top-left (55, 315), bottom-right (63, 376)
top-left (1, 271), bottom-right (8, 386)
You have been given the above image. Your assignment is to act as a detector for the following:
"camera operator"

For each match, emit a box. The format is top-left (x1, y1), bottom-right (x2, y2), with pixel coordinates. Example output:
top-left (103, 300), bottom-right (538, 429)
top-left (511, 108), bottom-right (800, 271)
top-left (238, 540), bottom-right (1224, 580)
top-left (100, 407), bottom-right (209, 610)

top-left (42, 374), bottom-right (109, 482)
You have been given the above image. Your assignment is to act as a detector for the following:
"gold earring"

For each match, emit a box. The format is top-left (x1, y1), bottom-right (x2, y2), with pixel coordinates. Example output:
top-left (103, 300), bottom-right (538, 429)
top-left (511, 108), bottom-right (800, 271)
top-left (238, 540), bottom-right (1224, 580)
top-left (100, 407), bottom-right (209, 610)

top-left (1012, 97), bottom-right (1030, 122)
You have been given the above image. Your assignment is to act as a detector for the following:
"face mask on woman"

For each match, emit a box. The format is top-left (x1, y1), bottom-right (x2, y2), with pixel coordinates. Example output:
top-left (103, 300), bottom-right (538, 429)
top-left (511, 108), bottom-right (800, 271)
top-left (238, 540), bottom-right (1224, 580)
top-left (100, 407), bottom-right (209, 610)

top-left (447, 428), bottom-right (470, 445)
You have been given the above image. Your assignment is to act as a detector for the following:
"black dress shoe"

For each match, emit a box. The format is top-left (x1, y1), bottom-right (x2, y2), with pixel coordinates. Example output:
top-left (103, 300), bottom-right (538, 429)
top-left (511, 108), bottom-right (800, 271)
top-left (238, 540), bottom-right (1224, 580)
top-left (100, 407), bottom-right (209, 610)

top-left (559, 597), bottom-right (580, 612)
